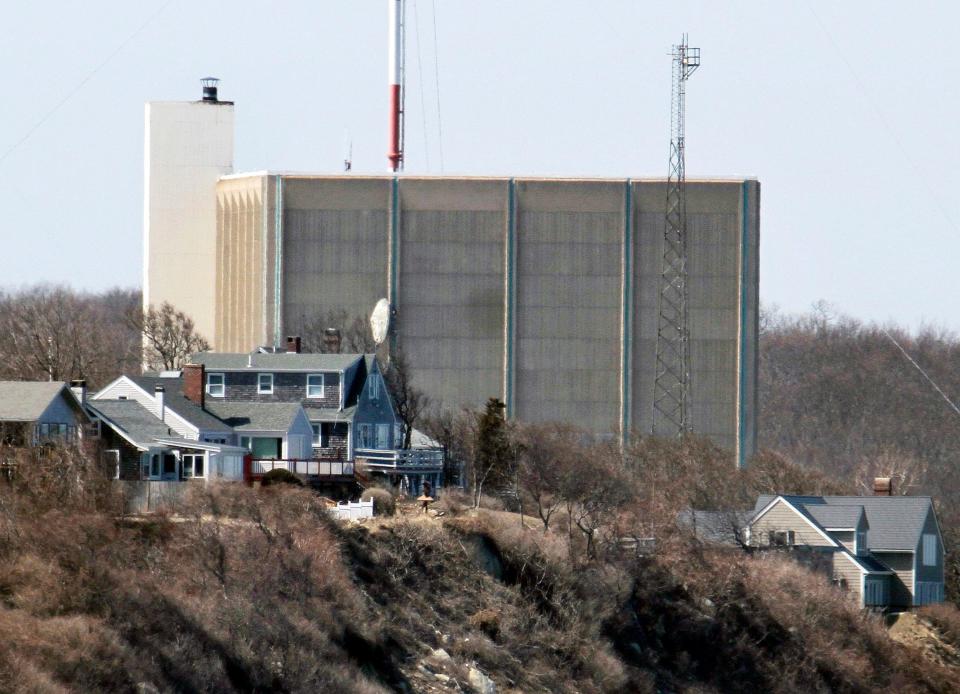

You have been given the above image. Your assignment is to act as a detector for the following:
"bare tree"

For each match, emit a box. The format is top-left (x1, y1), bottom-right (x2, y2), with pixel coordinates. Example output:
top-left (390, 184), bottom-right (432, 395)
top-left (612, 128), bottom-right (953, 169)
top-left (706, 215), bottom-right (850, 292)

top-left (301, 309), bottom-right (378, 354)
top-left (132, 302), bottom-right (210, 371)
top-left (380, 350), bottom-right (429, 449)
top-left (0, 285), bottom-right (141, 387)
top-left (515, 422), bottom-right (584, 531)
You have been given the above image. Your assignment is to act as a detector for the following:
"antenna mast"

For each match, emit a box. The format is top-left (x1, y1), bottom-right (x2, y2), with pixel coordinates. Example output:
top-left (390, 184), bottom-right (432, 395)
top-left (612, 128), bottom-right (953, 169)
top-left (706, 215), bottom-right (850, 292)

top-left (653, 35), bottom-right (700, 437)
top-left (388, 0), bottom-right (406, 172)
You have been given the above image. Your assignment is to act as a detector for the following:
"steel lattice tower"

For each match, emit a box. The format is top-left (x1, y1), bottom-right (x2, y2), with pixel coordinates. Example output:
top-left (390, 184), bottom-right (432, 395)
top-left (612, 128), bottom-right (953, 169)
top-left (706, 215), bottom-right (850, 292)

top-left (653, 36), bottom-right (700, 437)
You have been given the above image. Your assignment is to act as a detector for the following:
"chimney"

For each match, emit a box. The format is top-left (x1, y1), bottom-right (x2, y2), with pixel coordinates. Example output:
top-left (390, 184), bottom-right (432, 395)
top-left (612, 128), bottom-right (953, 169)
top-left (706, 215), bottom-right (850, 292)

top-left (286, 335), bottom-right (302, 354)
top-left (873, 477), bottom-right (893, 496)
top-left (323, 328), bottom-right (342, 354)
top-left (182, 363), bottom-right (205, 408)
top-left (70, 379), bottom-right (86, 405)
top-left (201, 76), bottom-right (219, 102)
top-left (154, 385), bottom-right (166, 421)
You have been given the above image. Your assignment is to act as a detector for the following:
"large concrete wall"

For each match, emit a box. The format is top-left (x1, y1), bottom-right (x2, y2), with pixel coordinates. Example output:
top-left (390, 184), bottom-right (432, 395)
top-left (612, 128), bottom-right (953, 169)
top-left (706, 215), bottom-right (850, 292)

top-left (213, 175), bottom-right (759, 463)
top-left (144, 100), bottom-right (233, 342)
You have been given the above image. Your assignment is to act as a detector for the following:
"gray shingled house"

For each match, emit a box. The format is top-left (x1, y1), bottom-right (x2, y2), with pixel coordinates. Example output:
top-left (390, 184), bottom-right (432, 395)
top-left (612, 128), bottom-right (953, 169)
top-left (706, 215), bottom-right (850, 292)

top-left (748, 491), bottom-right (944, 609)
top-left (187, 341), bottom-right (443, 495)
top-left (0, 381), bottom-right (90, 447)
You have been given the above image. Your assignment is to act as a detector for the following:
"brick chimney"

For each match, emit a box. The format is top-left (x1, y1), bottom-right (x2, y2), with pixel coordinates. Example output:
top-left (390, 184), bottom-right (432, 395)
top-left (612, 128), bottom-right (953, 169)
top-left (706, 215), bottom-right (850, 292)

top-left (873, 477), bottom-right (893, 496)
top-left (323, 328), bottom-right (342, 354)
top-left (286, 335), bottom-right (302, 354)
top-left (182, 363), bottom-right (205, 408)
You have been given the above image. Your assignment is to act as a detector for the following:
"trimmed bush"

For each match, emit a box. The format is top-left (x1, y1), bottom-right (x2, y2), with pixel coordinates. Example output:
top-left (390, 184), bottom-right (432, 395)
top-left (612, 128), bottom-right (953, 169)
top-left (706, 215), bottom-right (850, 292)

top-left (361, 487), bottom-right (395, 516)
top-left (261, 468), bottom-right (303, 487)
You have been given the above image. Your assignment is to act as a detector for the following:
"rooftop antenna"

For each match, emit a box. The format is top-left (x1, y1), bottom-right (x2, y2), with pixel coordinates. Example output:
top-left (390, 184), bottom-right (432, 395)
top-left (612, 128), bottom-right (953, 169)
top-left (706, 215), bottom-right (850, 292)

top-left (653, 35), bottom-right (700, 437)
top-left (343, 130), bottom-right (353, 172)
top-left (388, 0), bottom-right (406, 172)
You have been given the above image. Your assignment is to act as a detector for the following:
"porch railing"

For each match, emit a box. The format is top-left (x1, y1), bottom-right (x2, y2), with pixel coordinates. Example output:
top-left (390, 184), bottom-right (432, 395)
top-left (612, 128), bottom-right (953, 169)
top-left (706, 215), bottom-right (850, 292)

top-left (245, 457), bottom-right (355, 481)
top-left (354, 448), bottom-right (444, 471)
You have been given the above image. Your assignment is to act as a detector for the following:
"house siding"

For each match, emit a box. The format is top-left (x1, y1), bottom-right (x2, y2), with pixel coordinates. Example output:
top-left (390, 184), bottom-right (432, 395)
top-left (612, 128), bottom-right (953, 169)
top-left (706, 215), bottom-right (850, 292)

top-left (832, 531), bottom-right (855, 554)
top-left (220, 371), bottom-right (341, 407)
top-left (94, 378), bottom-right (198, 440)
top-left (831, 553), bottom-right (864, 604)
top-left (915, 509), bottom-right (944, 604)
top-left (37, 392), bottom-right (84, 429)
top-left (751, 500), bottom-right (834, 547)
top-left (353, 365), bottom-right (400, 451)
top-left (873, 552), bottom-right (914, 608)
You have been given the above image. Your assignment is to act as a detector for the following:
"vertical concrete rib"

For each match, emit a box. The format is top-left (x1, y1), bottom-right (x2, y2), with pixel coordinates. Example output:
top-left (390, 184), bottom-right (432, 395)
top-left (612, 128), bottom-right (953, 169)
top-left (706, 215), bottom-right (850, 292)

top-left (388, 176), bottom-right (400, 351)
top-left (274, 176), bottom-right (284, 348)
top-left (736, 180), bottom-right (749, 468)
top-left (504, 178), bottom-right (517, 416)
top-left (261, 176), bottom-right (268, 348)
top-left (620, 179), bottom-right (633, 444)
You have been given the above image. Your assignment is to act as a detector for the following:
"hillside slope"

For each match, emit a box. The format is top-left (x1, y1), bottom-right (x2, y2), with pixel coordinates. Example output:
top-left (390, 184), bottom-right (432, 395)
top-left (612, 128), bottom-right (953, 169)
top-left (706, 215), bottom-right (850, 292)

top-left (1, 480), bottom-right (958, 693)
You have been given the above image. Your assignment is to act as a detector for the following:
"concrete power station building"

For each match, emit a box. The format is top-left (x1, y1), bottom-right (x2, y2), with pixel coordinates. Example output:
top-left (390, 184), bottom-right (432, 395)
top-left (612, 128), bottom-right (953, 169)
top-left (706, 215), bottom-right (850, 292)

top-left (144, 90), bottom-right (760, 466)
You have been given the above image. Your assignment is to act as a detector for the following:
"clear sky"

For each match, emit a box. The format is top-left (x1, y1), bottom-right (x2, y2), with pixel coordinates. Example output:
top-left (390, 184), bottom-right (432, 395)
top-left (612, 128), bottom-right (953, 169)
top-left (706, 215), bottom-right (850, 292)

top-left (1, 1), bottom-right (957, 332)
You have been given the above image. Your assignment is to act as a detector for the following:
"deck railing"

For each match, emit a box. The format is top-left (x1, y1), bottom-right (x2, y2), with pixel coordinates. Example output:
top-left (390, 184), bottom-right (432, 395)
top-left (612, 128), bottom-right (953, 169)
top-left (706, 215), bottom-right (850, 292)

top-left (354, 448), bottom-right (444, 471)
top-left (245, 457), bottom-right (355, 481)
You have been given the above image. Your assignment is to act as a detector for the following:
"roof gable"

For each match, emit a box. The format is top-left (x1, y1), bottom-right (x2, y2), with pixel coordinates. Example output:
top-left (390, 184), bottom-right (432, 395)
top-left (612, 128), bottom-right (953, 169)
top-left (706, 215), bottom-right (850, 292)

top-left (0, 381), bottom-right (81, 422)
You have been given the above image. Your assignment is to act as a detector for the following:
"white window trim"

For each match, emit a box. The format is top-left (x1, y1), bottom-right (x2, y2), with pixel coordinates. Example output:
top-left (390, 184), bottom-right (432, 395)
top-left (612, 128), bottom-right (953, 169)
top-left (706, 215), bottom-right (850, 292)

top-left (307, 373), bottom-right (325, 399)
top-left (258, 373), bottom-right (274, 395)
top-left (311, 423), bottom-right (325, 447)
top-left (206, 373), bottom-right (225, 398)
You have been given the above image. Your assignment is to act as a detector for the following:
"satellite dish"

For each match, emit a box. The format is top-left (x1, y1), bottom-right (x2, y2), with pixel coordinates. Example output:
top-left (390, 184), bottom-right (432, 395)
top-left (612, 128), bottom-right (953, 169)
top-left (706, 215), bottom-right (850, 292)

top-left (370, 298), bottom-right (391, 345)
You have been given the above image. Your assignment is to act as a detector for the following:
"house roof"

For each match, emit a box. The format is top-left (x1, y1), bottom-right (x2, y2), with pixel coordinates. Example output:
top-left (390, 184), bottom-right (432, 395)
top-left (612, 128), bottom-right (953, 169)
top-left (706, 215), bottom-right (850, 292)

top-left (204, 402), bottom-right (305, 432)
top-left (132, 375), bottom-right (232, 433)
top-left (188, 352), bottom-right (362, 372)
top-left (306, 406), bottom-right (356, 423)
top-left (678, 509), bottom-right (755, 546)
top-left (87, 399), bottom-right (183, 449)
top-left (754, 494), bottom-right (933, 552)
top-left (804, 504), bottom-right (865, 530)
top-left (0, 381), bottom-right (80, 422)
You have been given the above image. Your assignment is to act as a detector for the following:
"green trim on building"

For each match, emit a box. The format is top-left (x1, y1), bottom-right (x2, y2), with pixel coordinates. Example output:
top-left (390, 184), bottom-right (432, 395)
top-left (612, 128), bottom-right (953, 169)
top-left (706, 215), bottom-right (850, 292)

top-left (504, 178), bottom-right (517, 417)
top-left (620, 179), bottom-right (634, 445)
top-left (738, 180), bottom-right (750, 469)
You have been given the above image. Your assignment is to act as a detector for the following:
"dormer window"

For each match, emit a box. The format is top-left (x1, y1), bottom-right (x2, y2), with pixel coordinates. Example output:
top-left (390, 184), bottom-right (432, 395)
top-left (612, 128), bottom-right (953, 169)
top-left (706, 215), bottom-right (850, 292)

top-left (307, 374), bottom-right (325, 398)
top-left (258, 373), bottom-right (273, 394)
top-left (856, 529), bottom-right (867, 555)
top-left (206, 373), bottom-right (225, 397)
top-left (369, 375), bottom-right (379, 402)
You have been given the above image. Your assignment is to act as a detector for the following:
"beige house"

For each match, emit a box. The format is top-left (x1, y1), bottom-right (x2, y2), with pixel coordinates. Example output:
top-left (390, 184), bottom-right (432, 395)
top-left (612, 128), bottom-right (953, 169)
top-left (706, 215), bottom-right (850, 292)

top-left (748, 491), bottom-right (944, 609)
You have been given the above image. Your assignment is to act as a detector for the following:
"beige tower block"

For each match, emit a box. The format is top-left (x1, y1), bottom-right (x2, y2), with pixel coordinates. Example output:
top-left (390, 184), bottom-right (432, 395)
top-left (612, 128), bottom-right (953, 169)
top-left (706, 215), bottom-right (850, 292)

top-left (143, 100), bottom-right (234, 342)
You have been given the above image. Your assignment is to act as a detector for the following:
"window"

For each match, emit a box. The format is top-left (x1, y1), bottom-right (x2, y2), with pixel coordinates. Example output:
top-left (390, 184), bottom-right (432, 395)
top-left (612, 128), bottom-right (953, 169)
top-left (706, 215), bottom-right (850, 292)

top-left (182, 454), bottom-right (204, 479)
top-left (206, 373), bottom-right (225, 397)
top-left (150, 454), bottom-right (160, 478)
top-left (258, 373), bottom-right (273, 394)
top-left (768, 530), bottom-right (795, 547)
top-left (358, 424), bottom-right (373, 449)
top-left (376, 423), bottom-right (391, 449)
top-left (312, 423), bottom-right (325, 447)
top-left (240, 436), bottom-right (251, 450)
top-left (307, 374), bottom-right (325, 398)
top-left (923, 533), bottom-right (938, 567)
top-left (856, 529), bottom-right (867, 555)
top-left (369, 376), bottom-right (379, 401)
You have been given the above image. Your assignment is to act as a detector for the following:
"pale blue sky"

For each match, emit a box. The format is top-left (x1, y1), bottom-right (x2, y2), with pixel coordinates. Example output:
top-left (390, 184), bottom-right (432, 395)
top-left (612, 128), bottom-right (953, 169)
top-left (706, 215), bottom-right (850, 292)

top-left (1, 1), bottom-right (957, 332)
